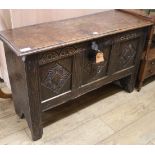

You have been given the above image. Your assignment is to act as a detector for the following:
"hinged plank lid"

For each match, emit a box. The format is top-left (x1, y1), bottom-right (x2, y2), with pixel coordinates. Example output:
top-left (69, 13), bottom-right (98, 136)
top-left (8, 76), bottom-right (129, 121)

top-left (0, 10), bottom-right (153, 56)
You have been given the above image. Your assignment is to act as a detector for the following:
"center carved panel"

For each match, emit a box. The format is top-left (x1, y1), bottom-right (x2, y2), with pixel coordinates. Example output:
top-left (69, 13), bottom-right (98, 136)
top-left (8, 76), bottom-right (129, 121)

top-left (41, 63), bottom-right (71, 94)
top-left (84, 61), bottom-right (107, 76)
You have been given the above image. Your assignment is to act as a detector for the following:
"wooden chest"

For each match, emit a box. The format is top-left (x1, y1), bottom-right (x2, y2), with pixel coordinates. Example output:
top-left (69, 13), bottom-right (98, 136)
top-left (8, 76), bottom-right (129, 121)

top-left (0, 10), bottom-right (153, 140)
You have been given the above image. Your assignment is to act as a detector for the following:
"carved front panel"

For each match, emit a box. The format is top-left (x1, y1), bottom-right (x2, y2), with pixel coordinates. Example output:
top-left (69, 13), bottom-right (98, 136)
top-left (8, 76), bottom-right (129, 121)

top-left (81, 38), bottom-right (112, 85)
top-left (41, 63), bottom-right (71, 94)
top-left (39, 57), bottom-right (72, 101)
top-left (38, 30), bottom-right (144, 101)
top-left (108, 37), bottom-right (139, 74)
top-left (119, 41), bottom-right (137, 68)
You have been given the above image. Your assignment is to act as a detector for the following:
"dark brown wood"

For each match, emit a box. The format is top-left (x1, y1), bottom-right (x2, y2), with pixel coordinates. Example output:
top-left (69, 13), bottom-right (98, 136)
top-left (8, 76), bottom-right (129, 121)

top-left (0, 10), bottom-right (152, 56)
top-left (4, 44), bottom-right (43, 140)
top-left (137, 25), bottom-right (154, 90)
top-left (25, 55), bottom-right (43, 140)
top-left (0, 10), bottom-right (152, 140)
top-left (42, 67), bottom-right (135, 111)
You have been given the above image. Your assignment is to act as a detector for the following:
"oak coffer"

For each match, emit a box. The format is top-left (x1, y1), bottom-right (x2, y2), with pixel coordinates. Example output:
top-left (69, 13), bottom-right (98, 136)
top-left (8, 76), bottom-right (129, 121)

top-left (0, 10), bottom-right (153, 140)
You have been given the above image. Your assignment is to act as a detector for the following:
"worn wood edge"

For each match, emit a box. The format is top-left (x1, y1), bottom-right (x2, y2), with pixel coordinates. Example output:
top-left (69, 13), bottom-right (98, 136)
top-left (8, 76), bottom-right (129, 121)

top-left (0, 34), bottom-right (20, 56)
top-left (0, 24), bottom-right (153, 57)
top-left (0, 10), bottom-right (153, 57)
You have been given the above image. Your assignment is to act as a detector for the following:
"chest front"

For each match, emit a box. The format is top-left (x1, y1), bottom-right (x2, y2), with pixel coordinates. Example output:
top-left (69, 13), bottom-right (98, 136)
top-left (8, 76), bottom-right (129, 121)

top-left (37, 29), bottom-right (146, 106)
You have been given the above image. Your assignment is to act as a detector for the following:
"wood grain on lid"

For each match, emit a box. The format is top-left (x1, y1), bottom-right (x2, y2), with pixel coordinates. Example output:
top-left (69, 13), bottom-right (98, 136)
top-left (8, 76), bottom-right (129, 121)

top-left (0, 10), bottom-right (153, 56)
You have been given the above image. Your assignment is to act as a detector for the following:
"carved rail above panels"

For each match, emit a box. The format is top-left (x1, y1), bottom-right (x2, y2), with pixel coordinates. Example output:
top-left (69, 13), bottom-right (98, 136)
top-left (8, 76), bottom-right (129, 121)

top-left (38, 39), bottom-right (114, 66)
top-left (38, 45), bottom-right (85, 65)
top-left (115, 31), bottom-right (143, 43)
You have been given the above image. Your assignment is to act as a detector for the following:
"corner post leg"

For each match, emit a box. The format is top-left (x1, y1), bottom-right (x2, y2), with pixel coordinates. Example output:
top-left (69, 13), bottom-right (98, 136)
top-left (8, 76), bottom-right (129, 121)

top-left (4, 44), bottom-right (43, 141)
top-left (25, 55), bottom-right (43, 141)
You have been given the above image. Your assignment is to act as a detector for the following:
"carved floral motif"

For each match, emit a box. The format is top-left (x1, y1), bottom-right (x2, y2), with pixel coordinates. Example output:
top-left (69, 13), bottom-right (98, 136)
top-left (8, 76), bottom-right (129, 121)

top-left (119, 43), bottom-right (136, 68)
top-left (41, 63), bottom-right (71, 94)
top-left (39, 46), bottom-right (84, 65)
top-left (116, 32), bottom-right (141, 43)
